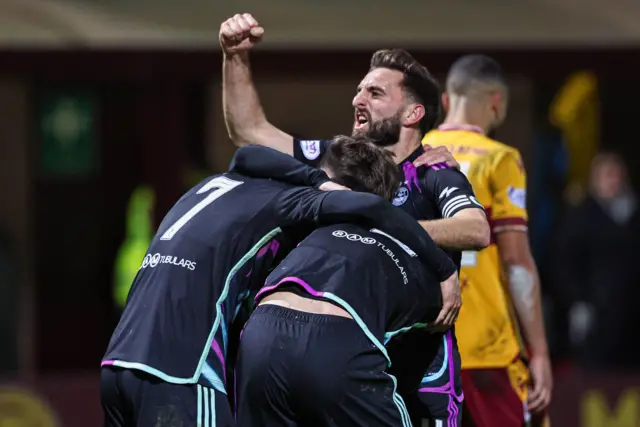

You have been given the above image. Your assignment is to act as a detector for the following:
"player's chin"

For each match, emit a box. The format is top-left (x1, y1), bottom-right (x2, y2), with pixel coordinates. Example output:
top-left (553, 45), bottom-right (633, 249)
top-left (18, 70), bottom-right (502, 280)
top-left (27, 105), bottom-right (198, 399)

top-left (351, 124), bottom-right (368, 136)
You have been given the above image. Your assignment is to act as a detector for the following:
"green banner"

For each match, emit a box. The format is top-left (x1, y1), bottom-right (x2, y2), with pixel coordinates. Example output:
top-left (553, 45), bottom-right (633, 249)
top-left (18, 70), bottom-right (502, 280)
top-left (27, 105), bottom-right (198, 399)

top-left (39, 91), bottom-right (97, 177)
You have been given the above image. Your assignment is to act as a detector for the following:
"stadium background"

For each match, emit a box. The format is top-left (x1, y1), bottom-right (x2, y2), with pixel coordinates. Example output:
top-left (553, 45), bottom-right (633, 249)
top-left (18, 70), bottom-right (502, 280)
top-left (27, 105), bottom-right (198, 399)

top-left (0, 0), bottom-right (639, 425)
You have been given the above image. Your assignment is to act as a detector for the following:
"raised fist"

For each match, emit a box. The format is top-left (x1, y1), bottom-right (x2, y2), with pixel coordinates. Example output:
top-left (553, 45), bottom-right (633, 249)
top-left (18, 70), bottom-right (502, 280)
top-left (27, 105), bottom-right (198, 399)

top-left (219, 13), bottom-right (264, 55)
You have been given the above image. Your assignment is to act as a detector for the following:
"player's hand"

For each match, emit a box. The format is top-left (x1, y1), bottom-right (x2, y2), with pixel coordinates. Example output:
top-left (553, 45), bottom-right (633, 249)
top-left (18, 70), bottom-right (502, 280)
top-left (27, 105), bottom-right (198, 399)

top-left (432, 272), bottom-right (461, 331)
top-left (413, 145), bottom-right (460, 170)
top-left (527, 353), bottom-right (553, 413)
top-left (219, 13), bottom-right (264, 55)
top-left (319, 181), bottom-right (351, 192)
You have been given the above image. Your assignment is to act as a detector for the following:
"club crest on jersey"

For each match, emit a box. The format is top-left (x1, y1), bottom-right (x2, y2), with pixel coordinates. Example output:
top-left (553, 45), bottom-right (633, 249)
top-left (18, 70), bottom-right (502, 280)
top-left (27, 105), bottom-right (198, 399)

top-left (392, 185), bottom-right (409, 206)
top-left (507, 186), bottom-right (526, 209)
top-left (300, 140), bottom-right (321, 160)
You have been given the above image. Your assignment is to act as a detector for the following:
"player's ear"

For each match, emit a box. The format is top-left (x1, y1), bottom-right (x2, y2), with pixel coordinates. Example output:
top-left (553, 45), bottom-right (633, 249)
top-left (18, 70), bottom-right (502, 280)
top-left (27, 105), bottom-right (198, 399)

top-left (490, 91), bottom-right (506, 123)
top-left (404, 103), bottom-right (425, 127)
top-left (490, 91), bottom-right (503, 109)
top-left (441, 92), bottom-right (450, 113)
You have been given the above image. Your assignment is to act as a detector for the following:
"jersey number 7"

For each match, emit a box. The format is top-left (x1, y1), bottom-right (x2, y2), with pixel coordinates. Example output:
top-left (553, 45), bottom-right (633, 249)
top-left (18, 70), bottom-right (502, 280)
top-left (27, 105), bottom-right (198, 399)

top-left (160, 176), bottom-right (244, 241)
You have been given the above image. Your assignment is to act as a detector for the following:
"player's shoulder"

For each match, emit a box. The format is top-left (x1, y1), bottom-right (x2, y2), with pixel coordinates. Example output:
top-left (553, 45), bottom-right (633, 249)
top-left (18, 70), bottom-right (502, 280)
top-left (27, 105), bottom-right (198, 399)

top-left (423, 128), bottom-right (489, 147)
top-left (485, 137), bottom-right (522, 157)
top-left (484, 140), bottom-right (525, 173)
top-left (417, 162), bottom-right (466, 186)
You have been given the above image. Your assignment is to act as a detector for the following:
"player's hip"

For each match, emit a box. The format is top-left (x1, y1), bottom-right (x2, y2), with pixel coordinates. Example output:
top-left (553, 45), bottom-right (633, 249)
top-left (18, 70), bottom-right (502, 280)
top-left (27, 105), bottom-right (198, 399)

top-left (259, 291), bottom-right (352, 318)
top-left (456, 311), bottom-right (522, 369)
top-left (238, 304), bottom-right (384, 383)
top-left (235, 305), bottom-right (405, 424)
top-left (101, 366), bottom-right (233, 427)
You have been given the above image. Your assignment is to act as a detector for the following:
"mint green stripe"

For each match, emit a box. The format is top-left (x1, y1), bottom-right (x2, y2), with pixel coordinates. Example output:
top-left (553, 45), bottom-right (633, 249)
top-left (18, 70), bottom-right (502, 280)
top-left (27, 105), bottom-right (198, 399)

top-left (197, 385), bottom-right (203, 427)
top-left (384, 322), bottom-right (430, 344)
top-left (112, 361), bottom-right (194, 384)
top-left (193, 227), bottom-right (282, 381)
top-left (320, 293), bottom-right (390, 365)
top-left (112, 228), bottom-right (283, 388)
top-left (204, 387), bottom-right (210, 427)
top-left (201, 363), bottom-right (226, 394)
top-left (386, 373), bottom-right (412, 427)
top-left (422, 335), bottom-right (448, 383)
top-left (210, 388), bottom-right (216, 427)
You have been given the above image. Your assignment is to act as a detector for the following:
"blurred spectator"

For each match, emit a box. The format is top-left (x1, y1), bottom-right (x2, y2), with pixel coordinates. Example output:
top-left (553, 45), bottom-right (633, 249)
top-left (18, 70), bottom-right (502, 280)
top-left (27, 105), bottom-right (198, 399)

top-left (555, 152), bottom-right (640, 369)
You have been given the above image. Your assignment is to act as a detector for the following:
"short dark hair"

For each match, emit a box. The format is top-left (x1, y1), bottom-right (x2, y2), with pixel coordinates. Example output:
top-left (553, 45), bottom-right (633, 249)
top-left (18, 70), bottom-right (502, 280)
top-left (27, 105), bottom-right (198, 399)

top-left (321, 135), bottom-right (401, 201)
top-left (369, 49), bottom-right (442, 136)
top-left (446, 54), bottom-right (506, 95)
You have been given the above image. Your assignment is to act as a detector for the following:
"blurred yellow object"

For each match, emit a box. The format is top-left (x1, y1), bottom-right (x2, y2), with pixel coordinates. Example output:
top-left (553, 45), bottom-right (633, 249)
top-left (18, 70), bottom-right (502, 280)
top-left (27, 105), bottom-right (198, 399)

top-left (113, 185), bottom-right (155, 308)
top-left (0, 387), bottom-right (59, 427)
top-left (549, 71), bottom-right (600, 195)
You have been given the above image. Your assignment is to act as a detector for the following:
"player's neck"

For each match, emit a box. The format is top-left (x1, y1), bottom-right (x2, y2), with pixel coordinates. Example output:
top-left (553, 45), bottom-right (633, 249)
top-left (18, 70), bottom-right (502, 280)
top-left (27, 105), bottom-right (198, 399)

top-left (442, 98), bottom-right (490, 134)
top-left (389, 132), bottom-right (421, 164)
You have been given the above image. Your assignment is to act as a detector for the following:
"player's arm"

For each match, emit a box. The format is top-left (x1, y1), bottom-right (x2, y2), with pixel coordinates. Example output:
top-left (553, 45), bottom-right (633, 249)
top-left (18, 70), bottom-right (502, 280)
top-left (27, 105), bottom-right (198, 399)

top-left (491, 151), bottom-right (552, 411)
top-left (275, 188), bottom-right (457, 281)
top-left (229, 145), bottom-right (331, 188)
top-left (220, 14), bottom-right (294, 153)
top-left (419, 167), bottom-right (490, 250)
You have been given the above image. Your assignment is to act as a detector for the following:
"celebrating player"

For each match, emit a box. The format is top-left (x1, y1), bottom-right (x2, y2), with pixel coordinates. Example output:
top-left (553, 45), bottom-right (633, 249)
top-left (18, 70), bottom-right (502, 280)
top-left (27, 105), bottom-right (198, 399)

top-left (219, 14), bottom-right (490, 425)
top-left (235, 140), bottom-right (458, 427)
top-left (420, 55), bottom-right (552, 427)
top-left (100, 136), bottom-right (452, 427)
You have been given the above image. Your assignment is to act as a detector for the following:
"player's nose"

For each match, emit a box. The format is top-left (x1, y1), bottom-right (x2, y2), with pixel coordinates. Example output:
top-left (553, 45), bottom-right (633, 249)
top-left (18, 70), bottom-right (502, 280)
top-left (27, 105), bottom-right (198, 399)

top-left (352, 92), bottom-right (366, 108)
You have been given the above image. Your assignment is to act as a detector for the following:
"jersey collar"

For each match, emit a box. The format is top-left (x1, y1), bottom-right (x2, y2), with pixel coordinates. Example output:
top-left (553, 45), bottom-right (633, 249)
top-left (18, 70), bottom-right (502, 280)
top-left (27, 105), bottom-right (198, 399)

top-left (398, 144), bottom-right (426, 166)
top-left (438, 124), bottom-right (485, 134)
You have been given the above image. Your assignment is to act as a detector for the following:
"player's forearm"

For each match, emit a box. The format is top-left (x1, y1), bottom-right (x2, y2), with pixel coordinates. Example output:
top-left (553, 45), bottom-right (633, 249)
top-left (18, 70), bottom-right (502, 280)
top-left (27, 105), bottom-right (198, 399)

top-left (419, 216), bottom-right (489, 251)
top-left (223, 52), bottom-right (269, 146)
top-left (230, 145), bottom-right (329, 187)
top-left (505, 260), bottom-right (549, 357)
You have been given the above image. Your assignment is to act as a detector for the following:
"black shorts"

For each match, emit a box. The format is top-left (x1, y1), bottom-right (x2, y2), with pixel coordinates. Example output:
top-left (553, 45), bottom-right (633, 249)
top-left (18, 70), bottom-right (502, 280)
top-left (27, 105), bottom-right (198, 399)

top-left (408, 330), bottom-right (463, 427)
top-left (387, 329), bottom-right (463, 427)
top-left (235, 304), bottom-right (412, 427)
top-left (101, 366), bottom-right (233, 427)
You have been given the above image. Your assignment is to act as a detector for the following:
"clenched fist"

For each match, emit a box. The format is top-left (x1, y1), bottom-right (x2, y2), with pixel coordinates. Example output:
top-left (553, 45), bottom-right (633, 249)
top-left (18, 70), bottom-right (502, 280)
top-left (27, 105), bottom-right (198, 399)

top-left (219, 13), bottom-right (264, 55)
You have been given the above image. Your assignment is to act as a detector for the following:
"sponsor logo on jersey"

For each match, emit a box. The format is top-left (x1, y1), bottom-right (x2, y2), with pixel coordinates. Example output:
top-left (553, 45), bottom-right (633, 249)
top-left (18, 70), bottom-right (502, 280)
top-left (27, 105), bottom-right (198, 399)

top-left (439, 186), bottom-right (458, 199)
top-left (300, 140), bottom-right (321, 160)
top-left (392, 185), bottom-right (409, 206)
top-left (507, 186), bottom-right (526, 209)
top-left (331, 230), bottom-right (376, 244)
top-left (140, 253), bottom-right (197, 271)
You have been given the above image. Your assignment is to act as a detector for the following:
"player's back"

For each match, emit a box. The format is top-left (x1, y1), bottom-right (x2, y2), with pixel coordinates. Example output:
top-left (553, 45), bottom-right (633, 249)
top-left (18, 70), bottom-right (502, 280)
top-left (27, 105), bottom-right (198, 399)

top-left (258, 223), bottom-right (443, 364)
top-left (103, 172), bottom-right (299, 390)
top-left (423, 128), bottom-right (526, 368)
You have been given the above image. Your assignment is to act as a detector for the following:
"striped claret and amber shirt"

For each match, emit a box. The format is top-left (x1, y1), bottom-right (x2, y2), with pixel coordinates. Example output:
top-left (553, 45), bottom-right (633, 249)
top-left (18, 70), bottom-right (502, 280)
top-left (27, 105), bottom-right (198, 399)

top-left (423, 125), bottom-right (528, 369)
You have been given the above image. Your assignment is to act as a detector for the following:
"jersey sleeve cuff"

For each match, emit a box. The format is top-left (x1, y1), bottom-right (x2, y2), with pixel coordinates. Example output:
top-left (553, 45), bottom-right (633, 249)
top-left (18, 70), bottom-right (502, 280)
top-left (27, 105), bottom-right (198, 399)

top-left (491, 217), bottom-right (528, 233)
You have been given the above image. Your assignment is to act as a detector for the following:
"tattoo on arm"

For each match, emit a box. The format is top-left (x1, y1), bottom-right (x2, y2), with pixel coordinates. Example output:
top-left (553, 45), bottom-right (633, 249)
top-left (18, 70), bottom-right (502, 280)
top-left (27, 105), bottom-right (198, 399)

top-left (508, 264), bottom-right (536, 322)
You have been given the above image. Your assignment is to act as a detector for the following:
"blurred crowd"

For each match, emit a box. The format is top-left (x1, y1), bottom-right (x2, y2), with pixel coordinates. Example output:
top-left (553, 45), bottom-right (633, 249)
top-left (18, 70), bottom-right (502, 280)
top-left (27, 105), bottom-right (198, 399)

top-left (551, 153), bottom-right (640, 369)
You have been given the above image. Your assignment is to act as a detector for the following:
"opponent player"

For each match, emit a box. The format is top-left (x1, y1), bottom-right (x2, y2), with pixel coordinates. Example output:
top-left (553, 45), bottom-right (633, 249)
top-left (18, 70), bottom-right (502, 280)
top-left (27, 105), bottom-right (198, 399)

top-left (420, 54), bottom-right (552, 427)
top-left (235, 142), bottom-right (459, 427)
top-left (219, 14), bottom-right (490, 425)
top-left (100, 137), bottom-right (452, 427)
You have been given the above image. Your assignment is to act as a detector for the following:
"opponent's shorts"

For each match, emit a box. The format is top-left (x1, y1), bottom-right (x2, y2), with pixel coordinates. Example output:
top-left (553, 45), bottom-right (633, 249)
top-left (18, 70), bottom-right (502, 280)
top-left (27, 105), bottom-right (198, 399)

top-left (100, 366), bottom-right (233, 427)
top-left (407, 330), bottom-right (464, 427)
top-left (235, 304), bottom-right (412, 427)
top-left (460, 357), bottom-right (549, 427)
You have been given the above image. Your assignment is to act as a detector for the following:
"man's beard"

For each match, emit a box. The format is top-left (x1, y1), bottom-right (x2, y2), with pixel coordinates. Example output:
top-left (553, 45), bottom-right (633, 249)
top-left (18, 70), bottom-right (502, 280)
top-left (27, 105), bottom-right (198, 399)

top-left (352, 112), bottom-right (402, 147)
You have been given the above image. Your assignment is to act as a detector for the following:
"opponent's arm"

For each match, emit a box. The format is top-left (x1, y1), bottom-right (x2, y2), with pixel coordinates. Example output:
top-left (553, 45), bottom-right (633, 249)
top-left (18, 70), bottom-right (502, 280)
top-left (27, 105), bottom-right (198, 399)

top-left (491, 150), bottom-right (551, 412)
top-left (419, 167), bottom-right (490, 250)
top-left (229, 145), bottom-right (330, 188)
top-left (275, 188), bottom-right (457, 281)
top-left (220, 14), bottom-right (294, 153)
